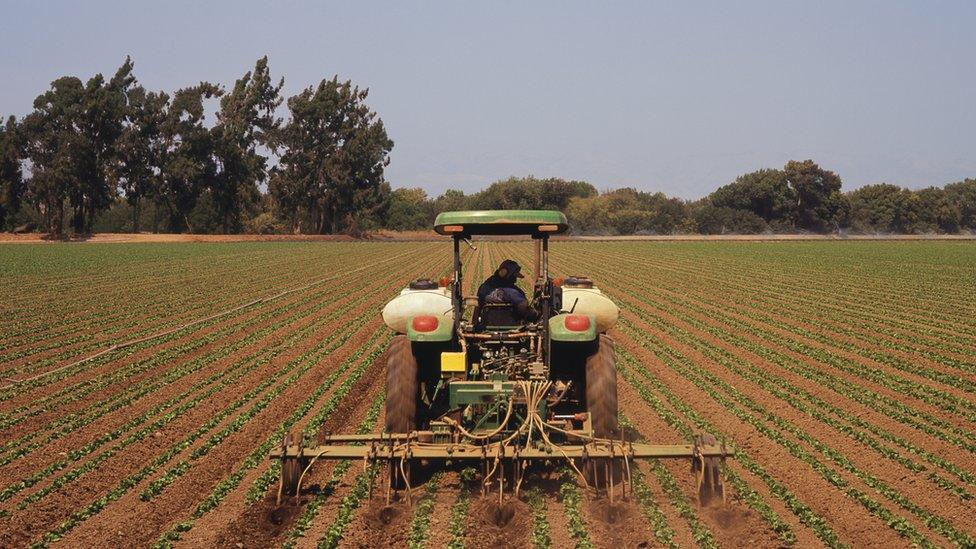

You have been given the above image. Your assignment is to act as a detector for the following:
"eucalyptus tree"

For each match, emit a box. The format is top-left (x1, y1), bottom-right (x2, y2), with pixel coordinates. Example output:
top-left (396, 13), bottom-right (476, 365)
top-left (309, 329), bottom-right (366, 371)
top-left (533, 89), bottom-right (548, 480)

top-left (117, 86), bottom-right (169, 232)
top-left (156, 83), bottom-right (221, 232)
top-left (210, 57), bottom-right (283, 233)
top-left (0, 116), bottom-right (26, 230)
top-left (272, 76), bottom-right (393, 234)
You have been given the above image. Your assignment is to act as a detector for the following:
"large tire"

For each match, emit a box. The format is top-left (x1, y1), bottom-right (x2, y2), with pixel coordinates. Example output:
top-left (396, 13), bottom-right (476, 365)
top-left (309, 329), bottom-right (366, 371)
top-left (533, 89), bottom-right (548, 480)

top-left (385, 336), bottom-right (418, 494)
top-left (586, 335), bottom-right (619, 439)
top-left (385, 335), bottom-right (418, 434)
top-left (585, 335), bottom-right (621, 492)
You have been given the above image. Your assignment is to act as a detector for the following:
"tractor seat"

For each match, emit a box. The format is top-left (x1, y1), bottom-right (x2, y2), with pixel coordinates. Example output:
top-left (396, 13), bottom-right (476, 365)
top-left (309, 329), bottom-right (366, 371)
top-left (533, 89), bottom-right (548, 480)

top-left (476, 303), bottom-right (522, 329)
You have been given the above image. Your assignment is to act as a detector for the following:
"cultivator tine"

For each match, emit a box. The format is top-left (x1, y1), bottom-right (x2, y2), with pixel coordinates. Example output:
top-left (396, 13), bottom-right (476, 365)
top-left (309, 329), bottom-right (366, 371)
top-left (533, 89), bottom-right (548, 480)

top-left (385, 435), bottom-right (394, 505)
top-left (513, 446), bottom-right (523, 498)
top-left (498, 455), bottom-right (504, 505)
top-left (366, 442), bottom-right (376, 501)
top-left (276, 435), bottom-right (287, 506)
top-left (294, 435), bottom-right (309, 498)
top-left (622, 446), bottom-right (633, 500)
top-left (480, 445), bottom-right (489, 497)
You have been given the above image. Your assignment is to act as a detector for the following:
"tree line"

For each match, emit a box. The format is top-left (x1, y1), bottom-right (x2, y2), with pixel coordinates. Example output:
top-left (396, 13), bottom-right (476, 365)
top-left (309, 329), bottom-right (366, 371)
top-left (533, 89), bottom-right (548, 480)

top-left (1, 58), bottom-right (973, 236)
top-left (388, 169), bottom-right (976, 235)
top-left (0, 57), bottom-right (391, 235)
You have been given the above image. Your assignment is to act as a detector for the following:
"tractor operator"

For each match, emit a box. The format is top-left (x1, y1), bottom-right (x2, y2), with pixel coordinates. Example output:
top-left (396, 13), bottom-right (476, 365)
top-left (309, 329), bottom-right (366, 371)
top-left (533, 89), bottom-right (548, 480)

top-left (476, 259), bottom-right (540, 321)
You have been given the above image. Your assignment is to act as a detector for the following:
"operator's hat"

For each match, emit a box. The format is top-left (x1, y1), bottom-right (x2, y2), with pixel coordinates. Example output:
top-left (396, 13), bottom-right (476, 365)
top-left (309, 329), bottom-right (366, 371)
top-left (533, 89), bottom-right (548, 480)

top-left (496, 259), bottom-right (525, 279)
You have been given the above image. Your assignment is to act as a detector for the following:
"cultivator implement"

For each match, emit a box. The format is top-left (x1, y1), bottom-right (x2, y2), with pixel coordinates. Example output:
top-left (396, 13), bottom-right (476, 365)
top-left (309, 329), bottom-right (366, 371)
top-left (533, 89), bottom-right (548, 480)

top-left (271, 381), bottom-right (732, 505)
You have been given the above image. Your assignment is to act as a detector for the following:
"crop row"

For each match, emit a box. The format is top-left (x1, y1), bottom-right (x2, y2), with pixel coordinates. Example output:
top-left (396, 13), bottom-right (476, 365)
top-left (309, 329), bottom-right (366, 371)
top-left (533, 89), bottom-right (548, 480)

top-left (2, 245), bottom-right (431, 442)
top-left (0, 254), bottom-right (289, 355)
top-left (0, 271), bottom-right (278, 370)
top-left (137, 327), bottom-right (384, 503)
top-left (445, 470), bottom-right (475, 549)
top-left (557, 468), bottom-right (593, 548)
top-left (526, 484), bottom-right (552, 549)
top-left (617, 312), bottom-right (975, 498)
top-left (2, 243), bottom-right (433, 398)
top-left (276, 392), bottom-right (385, 549)
top-left (559, 246), bottom-right (976, 441)
top-left (614, 348), bottom-right (840, 547)
top-left (1, 243), bottom-right (430, 416)
top-left (0, 278), bottom-right (364, 470)
top-left (406, 472), bottom-right (445, 548)
top-left (1, 242), bottom-right (403, 348)
top-left (582, 243), bottom-right (976, 351)
top-left (622, 325), bottom-right (973, 547)
top-left (0, 243), bottom-right (386, 329)
top-left (572, 244), bottom-right (976, 412)
top-left (0, 318), bottom-right (300, 507)
top-left (616, 415), bottom-right (689, 549)
top-left (625, 284), bottom-right (976, 452)
top-left (29, 311), bottom-right (384, 547)
top-left (22, 309), bottom-right (376, 520)
top-left (0, 276), bottom-right (339, 426)
top-left (154, 332), bottom-right (391, 547)
top-left (612, 283), bottom-right (976, 492)
top-left (634, 249), bottom-right (976, 373)
top-left (604, 243), bottom-right (976, 352)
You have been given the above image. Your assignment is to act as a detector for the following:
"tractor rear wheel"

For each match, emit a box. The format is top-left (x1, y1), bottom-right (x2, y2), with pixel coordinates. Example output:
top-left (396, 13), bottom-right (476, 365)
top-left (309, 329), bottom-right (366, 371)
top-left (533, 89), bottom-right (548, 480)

top-left (585, 335), bottom-right (620, 491)
top-left (385, 335), bottom-right (418, 434)
top-left (586, 335), bottom-right (619, 439)
top-left (385, 335), bottom-right (418, 493)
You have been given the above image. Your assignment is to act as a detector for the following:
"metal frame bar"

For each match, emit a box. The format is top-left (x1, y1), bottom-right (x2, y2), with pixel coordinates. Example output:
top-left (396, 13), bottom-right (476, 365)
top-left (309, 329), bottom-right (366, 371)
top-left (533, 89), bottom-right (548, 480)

top-left (271, 442), bottom-right (732, 460)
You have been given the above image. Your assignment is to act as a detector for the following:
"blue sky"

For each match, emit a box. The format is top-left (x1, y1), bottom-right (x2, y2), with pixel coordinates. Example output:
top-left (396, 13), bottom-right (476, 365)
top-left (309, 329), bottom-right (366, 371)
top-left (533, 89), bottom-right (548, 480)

top-left (1, 1), bottom-right (974, 198)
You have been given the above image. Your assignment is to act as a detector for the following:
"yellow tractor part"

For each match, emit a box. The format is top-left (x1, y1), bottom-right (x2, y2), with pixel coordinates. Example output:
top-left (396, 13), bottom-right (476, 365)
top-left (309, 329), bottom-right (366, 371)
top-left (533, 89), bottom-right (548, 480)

top-left (440, 351), bottom-right (466, 375)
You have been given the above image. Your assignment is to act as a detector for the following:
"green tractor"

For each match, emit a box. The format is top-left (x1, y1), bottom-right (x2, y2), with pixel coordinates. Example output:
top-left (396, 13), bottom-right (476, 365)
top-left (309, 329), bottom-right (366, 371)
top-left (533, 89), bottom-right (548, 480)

top-left (272, 210), bottom-right (730, 504)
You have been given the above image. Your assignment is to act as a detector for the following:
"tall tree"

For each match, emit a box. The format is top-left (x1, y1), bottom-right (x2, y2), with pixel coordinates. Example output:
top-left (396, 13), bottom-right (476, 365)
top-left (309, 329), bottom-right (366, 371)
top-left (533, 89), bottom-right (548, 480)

top-left (21, 60), bottom-right (136, 234)
top-left (784, 160), bottom-right (846, 232)
top-left (272, 76), bottom-right (393, 234)
top-left (0, 116), bottom-right (26, 230)
top-left (117, 87), bottom-right (169, 232)
top-left (157, 83), bottom-right (221, 232)
top-left (22, 76), bottom-right (87, 234)
top-left (72, 58), bottom-right (137, 232)
top-left (210, 57), bottom-right (283, 233)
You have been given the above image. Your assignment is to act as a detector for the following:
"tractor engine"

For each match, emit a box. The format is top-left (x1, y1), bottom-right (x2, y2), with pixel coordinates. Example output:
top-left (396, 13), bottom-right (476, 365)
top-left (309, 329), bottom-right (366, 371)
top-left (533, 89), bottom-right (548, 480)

top-left (472, 337), bottom-right (546, 380)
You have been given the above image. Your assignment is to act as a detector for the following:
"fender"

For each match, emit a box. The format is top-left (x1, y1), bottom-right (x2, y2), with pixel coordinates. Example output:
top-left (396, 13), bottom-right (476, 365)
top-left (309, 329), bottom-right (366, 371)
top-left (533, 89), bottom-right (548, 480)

top-left (549, 313), bottom-right (597, 342)
top-left (406, 314), bottom-right (454, 342)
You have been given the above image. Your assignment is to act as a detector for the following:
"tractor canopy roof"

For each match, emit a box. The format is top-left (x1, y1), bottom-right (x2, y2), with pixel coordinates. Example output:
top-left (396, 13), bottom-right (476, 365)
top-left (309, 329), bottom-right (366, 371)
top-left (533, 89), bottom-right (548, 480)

top-left (434, 210), bottom-right (568, 236)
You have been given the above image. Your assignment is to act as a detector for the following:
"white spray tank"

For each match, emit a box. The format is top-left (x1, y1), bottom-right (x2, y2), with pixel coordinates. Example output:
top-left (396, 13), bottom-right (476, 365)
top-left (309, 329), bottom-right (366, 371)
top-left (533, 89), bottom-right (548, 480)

top-left (559, 276), bottom-right (619, 333)
top-left (382, 278), bottom-right (454, 334)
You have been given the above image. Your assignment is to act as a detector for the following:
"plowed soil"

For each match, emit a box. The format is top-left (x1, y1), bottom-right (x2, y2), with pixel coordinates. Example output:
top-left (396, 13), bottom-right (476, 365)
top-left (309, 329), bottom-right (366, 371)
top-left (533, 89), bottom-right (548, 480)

top-left (2, 240), bottom-right (974, 548)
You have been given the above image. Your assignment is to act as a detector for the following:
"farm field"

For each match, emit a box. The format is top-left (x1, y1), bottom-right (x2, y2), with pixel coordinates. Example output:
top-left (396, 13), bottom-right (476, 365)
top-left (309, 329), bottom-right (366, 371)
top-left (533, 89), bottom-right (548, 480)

top-left (1, 240), bottom-right (975, 548)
